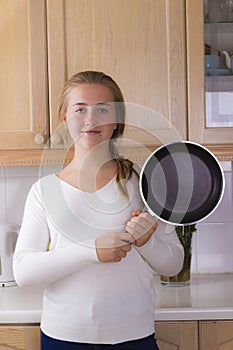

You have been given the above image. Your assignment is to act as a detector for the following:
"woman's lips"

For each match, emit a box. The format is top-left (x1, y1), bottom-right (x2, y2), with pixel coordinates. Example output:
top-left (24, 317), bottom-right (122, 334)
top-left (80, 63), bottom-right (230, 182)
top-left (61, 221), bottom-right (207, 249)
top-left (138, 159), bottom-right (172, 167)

top-left (82, 130), bottom-right (101, 135)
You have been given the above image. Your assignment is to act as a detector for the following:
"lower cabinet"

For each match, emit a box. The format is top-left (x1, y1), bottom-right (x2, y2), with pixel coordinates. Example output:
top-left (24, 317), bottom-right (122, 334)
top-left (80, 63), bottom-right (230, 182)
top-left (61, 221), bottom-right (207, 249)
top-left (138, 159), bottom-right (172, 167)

top-left (0, 325), bottom-right (40, 350)
top-left (155, 321), bottom-right (198, 350)
top-left (1, 321), bottom-right (233, 349)
top-left (155, 320), bottom-right (233, 350)
top-left (200, 321), bottom-right (233, 349)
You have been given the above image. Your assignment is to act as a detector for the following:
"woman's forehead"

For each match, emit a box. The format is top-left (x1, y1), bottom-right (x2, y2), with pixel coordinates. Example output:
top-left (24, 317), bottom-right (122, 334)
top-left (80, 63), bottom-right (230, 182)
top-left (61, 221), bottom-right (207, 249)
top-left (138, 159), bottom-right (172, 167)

top-left (68, 84), bottom-right (114, 106)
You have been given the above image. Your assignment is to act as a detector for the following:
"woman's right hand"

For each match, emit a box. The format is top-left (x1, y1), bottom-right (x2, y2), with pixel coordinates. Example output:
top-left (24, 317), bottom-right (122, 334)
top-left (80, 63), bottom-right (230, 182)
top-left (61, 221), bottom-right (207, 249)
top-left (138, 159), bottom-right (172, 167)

top-left (96, 232), bottom-right (133, 263)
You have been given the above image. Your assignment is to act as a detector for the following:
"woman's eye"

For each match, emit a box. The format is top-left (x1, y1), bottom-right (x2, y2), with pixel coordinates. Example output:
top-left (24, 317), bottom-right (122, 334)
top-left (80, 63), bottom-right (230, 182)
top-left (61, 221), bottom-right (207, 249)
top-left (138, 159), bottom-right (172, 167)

top-left (75, 108), bottom-right (86, 114)
top-left (97, 108), bottom-right (108, 114)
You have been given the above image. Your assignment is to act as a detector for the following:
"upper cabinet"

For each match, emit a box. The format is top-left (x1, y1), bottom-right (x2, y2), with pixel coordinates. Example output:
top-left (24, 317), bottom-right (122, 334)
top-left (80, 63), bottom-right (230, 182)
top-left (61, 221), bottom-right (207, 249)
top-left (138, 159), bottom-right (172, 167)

top-left (0, 0), bottom-right (48, 151)
top-left (46, 0), bottom-right (187, 149)
top-left (1, 0), bottom-right (187, 165)
top-left (1, 0), bottom-right (232, 165)
top-left (186, 0), bottom-right (233, 159)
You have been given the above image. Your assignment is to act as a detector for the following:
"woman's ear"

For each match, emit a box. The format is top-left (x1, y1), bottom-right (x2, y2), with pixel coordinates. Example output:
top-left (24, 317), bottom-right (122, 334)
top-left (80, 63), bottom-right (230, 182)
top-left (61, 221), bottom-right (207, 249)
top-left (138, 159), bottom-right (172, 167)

top-left (63, 115), bottom-right (68, 128)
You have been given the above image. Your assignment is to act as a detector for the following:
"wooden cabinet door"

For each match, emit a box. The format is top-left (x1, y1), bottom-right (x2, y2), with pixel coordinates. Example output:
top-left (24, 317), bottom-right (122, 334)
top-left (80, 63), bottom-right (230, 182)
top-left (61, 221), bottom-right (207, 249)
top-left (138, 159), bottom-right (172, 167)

top-left (0, 0), bottom-right (48, 150)
top-left (200, 321), bottom-right (233, 350)
top-left (0, 326), bottom-right (40, 350)
top-left (155, 321), bottom-right (198, 350)
top-left (47, 0), bottom-right (187, 148)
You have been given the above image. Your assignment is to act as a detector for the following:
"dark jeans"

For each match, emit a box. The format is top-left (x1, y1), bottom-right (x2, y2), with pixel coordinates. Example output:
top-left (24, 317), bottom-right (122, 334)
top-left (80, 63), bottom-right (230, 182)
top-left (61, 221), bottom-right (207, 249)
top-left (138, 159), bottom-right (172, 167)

top-left (41, 332), bottom-right (159, 350)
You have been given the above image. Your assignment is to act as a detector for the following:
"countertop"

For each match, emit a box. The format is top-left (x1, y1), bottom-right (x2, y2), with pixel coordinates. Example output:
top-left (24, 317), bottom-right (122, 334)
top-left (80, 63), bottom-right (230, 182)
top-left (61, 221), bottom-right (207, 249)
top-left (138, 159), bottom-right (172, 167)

top-left (1, 274), bottom-right (233, 324)
top-left (153, 273), bottom-right (233, 321)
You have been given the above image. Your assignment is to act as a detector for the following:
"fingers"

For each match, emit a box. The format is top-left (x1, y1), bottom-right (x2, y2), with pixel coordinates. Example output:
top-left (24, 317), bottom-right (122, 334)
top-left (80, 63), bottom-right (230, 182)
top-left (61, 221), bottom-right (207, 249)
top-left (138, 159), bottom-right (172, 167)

top-left (131, 209), bottom-right (142, 217)
top-left (121, 243), bottom-right (132, 252)
top-left (119, 249), bottom-right (127, 258)
top-left (96, 232), bottom-right (133, 263)
top-left (126, 211), bottom-right (158, 238)
top-left (119, 232), bottom-right (136, 246)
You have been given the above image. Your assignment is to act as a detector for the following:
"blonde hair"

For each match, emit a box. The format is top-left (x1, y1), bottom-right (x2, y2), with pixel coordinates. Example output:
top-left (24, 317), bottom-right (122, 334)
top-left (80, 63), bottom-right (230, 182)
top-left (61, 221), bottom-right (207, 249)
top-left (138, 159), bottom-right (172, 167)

top-left (59, 71), bottom-right (138, 197)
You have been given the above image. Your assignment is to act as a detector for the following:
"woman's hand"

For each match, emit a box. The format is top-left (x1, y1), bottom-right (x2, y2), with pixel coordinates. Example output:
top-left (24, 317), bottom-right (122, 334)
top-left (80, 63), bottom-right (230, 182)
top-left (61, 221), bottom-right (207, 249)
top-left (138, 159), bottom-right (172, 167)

top-left (126, 209), bottom-right (158, 247)
top-left (96, 232), bottom-right (132, 263)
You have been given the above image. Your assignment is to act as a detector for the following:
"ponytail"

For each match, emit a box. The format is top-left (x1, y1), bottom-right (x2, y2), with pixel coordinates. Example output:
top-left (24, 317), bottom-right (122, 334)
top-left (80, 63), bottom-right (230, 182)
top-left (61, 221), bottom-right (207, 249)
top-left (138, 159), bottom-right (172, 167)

top-left (115, 158), bottom-right (139, 198)
top-left (109, 138), bottom-right (138, 198)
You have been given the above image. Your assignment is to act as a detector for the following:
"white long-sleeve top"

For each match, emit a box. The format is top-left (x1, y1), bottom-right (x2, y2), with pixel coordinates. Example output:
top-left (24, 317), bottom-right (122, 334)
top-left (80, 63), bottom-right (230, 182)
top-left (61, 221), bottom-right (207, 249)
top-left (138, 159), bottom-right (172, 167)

top-left (13, 172), bottom-right (184, 344)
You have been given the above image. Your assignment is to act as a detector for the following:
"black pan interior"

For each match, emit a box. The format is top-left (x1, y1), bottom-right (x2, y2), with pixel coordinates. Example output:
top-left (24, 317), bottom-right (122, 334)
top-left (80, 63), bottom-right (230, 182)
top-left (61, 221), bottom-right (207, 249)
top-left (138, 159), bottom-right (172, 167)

top-left (141, 142), bottom-right (224, 225)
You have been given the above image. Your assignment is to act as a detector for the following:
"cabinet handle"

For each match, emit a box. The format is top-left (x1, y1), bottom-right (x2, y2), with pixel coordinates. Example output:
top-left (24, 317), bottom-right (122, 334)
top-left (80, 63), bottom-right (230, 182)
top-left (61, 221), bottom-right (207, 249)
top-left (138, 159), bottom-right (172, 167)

top-left (34, 134), bottom-right (45, 145)
top-left (51, 133), bottom-right (62, 145)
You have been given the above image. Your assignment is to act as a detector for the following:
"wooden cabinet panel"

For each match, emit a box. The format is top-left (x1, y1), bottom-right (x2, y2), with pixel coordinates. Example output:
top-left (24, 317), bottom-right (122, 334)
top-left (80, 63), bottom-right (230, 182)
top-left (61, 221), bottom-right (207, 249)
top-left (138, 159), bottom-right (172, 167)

top-left (0, 0), bottom-right (48, 150)
top-left (155, 321), bottom-right (198, 350)
top-left (47, 0), bottom-right (187, 147)
top-left (155, 320), bottom-right (233, 350)
top-left (200, 321), bottom-right (233, 350)
top-left (0, 326), bottom-right (40, 350)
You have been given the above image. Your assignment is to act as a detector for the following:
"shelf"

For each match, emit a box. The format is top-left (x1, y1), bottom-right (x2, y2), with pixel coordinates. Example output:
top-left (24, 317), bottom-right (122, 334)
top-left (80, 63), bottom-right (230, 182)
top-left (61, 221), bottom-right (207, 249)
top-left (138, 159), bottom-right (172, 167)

top-left (205, 69), bottom-right (232, 76)
top-left (204, 22), bottom-right (233, 33)
top-left (206, 75), bottom-right (233, 92)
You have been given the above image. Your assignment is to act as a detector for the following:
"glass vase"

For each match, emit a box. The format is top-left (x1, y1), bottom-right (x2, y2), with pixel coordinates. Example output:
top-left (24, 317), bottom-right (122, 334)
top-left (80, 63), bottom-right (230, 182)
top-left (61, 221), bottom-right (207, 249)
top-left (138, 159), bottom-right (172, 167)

top-left (160, 225), bottom-right (196, 286)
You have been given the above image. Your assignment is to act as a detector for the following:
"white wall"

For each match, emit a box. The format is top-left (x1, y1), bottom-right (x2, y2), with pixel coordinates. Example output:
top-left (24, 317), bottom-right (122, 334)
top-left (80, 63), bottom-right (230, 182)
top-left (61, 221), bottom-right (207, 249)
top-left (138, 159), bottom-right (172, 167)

top-left (0, 162), bottom-right (232, 274)
top-left (192, 162), bottom-right (233, 274)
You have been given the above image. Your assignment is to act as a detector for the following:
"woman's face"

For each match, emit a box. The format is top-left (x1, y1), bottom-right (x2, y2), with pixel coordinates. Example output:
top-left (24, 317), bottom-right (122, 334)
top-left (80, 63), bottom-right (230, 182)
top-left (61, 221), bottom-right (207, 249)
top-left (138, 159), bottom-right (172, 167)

top-left (64, 83), bottom-right (117, 150)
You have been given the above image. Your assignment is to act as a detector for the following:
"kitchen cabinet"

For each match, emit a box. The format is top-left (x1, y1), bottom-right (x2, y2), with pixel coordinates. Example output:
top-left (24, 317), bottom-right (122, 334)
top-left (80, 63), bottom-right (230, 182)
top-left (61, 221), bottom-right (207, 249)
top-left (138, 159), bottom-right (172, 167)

top-left (0, 0), bottom-right (71, 166)
top-left (0, 0), bottom-right (48, 152)
top-left (0, 325), bottom-right (40, 350)
top-left (2, 0), bottom-right (232, 166)
top-left (0, 0), bottom-right (187, 165)
top-left (186, 0), bottom-right (233, 159)
top-left (155, 320), bottom-right (233, 350)
top-left (46, 0), bottom-right (187, 149)
top-left (200, 321), bottom-right (233, 349)
top-left (155, 321), bottom-right (198, 350)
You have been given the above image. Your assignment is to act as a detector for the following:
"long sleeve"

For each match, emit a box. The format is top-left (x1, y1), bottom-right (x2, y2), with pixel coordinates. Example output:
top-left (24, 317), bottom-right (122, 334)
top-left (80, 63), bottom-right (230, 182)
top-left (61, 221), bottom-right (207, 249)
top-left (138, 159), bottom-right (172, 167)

top-left (13, 181), bottom-right (99, 287)
top-left (135, 221), bottom-right (184, 276)
top-left (14, 240), bottom-right (98, 287)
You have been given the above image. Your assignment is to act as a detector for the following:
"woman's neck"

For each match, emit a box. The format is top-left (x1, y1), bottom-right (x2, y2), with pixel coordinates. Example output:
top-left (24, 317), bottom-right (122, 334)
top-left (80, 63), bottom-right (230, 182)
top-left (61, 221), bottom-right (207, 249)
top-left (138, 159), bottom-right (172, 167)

top-left (72, 142), bottom-right (113, 172)
top-left (59, 143), bottom-right (117, 192)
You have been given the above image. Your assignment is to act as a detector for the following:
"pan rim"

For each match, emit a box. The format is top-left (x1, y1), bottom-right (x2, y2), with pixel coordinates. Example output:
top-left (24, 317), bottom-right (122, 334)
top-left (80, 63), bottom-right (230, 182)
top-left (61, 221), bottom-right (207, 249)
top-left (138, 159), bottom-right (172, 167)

top-left (139, 141), bottom-right (225, 226)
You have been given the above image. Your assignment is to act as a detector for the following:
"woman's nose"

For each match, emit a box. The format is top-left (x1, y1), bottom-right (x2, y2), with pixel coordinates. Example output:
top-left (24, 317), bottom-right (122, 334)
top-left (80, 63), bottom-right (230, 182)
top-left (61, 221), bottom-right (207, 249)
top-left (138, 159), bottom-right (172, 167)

top-left (85, 107), bottom-right (97, 126)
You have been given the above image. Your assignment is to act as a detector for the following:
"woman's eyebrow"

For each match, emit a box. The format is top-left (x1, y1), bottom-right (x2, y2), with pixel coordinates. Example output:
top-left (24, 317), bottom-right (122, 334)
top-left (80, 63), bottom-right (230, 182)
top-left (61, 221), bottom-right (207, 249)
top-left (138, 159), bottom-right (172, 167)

top-left (72, 102), bottom-right (111, 107)
top-left (96, 102), bottom-right (112, 106)
top-left (72, 102), bottom-right (87, 107)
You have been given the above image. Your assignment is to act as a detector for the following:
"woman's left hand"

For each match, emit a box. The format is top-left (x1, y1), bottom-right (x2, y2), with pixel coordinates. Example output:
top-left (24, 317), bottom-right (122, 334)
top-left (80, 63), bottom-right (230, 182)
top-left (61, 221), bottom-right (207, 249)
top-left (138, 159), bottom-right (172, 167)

top-left (126, 209), bottom-right (158, 247)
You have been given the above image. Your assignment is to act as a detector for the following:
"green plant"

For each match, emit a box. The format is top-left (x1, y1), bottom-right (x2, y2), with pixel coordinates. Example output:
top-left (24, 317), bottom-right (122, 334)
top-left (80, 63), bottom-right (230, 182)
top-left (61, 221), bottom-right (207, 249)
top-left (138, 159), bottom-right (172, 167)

top-left (175, 224), bottom-right (197, 251)
top-left (161, 224), bottom-right (197, 285)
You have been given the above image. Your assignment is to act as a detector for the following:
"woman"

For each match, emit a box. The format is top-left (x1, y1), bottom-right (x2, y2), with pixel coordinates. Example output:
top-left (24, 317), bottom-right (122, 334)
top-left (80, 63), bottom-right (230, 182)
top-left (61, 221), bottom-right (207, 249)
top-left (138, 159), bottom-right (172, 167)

top-left (13, 71), bottom-right (184, 349)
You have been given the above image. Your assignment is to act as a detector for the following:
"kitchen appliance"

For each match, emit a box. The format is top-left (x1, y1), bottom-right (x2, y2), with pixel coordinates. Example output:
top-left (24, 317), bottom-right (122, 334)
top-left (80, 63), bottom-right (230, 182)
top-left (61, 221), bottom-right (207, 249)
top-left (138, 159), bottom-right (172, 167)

top-left (0, 223), bottom-right (19, 287)
top-left (222, 50), bottom-right (233, 73)
top-left (140, 141), bottom-right (225, 225)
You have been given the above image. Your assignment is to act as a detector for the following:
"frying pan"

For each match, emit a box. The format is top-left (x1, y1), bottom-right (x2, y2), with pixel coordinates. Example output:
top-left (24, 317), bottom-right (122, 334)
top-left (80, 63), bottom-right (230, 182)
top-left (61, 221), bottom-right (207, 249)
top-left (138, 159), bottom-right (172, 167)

top-left (139, 141), bottom-right (225, 225)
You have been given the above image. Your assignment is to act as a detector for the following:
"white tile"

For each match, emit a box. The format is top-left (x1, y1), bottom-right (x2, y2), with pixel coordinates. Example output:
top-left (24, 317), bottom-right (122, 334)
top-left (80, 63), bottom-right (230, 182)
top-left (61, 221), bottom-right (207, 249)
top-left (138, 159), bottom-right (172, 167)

top-left (39, 165), bottom-right (62, 177)
top-left (0, 167), bottom-right (6, 178)
top-left (190, 231), bottom-right (198, 274)
top-left (220, 161), bottom-right (231, 172)
top-left (6, 166), bottom-right (40, 178)
top-left (200, 171), bottom-right (233, 224)
top-left (195, 223), bottom-right (233, 273)
top-left (5, 177), bottom-right (38, 225)
top-left (0, 178), bottom-right (7, 222)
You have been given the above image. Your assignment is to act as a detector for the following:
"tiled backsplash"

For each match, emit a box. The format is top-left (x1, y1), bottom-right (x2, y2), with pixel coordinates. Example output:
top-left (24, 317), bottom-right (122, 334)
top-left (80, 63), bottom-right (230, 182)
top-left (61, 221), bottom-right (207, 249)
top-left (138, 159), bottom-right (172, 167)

top-left (0, 162), bottom-right (232, 274)
top-left (192, 161), bottom-right (233, 274)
